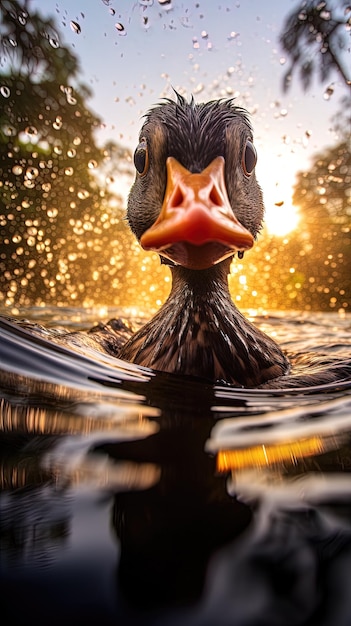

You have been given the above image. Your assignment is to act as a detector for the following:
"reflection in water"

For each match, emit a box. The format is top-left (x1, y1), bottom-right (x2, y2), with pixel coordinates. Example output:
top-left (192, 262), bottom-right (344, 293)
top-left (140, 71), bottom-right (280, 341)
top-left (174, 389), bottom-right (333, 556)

top-left (211, 395), bottom-right (351, 472)
top-left (217, 436), bottom-right (327, 472)
top-left (0, 311), bottom-right (351, 625)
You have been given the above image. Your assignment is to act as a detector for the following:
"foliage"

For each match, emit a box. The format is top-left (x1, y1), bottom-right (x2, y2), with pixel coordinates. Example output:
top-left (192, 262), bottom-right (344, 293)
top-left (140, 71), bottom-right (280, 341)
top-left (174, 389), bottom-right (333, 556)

top-left (238, 139), bottom-right (351, 312)
top-left (279, 0), bottom-right (351, 91)
top-left (290, 139), bottom-right (350, 310)
top-left (0, 0), bottom-right (137, 307)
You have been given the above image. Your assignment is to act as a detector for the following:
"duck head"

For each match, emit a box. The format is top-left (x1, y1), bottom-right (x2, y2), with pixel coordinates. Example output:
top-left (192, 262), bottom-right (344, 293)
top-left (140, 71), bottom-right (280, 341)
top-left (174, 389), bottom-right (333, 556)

top-left (126, 93), bottom-right (263, 270)
top-left (121, 93), bottom-right (290, 387)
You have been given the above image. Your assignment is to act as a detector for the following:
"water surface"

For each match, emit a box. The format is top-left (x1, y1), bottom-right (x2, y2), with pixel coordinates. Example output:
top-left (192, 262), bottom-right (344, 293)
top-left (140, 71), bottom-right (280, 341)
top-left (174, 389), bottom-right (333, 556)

top-left (1, 307), bottom-right (351, 626)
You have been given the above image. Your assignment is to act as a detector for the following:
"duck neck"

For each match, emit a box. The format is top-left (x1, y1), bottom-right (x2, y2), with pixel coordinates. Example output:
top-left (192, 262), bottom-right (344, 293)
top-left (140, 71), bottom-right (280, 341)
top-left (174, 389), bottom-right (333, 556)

top-left (119, 260), bottom-right (289, 386)
top-left (169, 261), bottom-right (233, 304)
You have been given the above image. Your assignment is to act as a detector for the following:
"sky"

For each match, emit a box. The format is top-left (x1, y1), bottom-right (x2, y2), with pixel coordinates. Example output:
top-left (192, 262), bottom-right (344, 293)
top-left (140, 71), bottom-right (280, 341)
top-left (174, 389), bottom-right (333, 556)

top-left (29, 0), bottom-right (349, 235)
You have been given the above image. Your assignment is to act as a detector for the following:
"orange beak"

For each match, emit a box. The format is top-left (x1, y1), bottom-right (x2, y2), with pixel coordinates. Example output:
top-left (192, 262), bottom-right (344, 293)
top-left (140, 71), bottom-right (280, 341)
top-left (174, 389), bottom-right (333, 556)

top-left (140, 156), bottom-right (254, 270)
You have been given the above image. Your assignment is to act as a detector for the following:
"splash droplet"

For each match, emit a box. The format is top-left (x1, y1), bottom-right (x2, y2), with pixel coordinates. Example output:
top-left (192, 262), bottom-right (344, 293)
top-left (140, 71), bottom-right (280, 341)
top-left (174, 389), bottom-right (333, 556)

top-left (53, 116), bottom-right (62, 130)
top-left (77, 189), bottom-right (90, 200)
top-left (66, 94), bottom-right (77, 105)
top-left (4, 125), bottom-right (16, 136)
top-left (49, 37), bottom-right (60, 48)
top-left (324, 84), bottom-right (334, 100)
top-left (70, 21), bottom-right (81, 34)
top-left (25, 167), bottom-right (39, 180)
top-left (320, 10), bottom-right (331, 20)
top-left (0, 86), bottom-right (10, 98)
top-left (23, 179), bottom-right (35, 189)
top-left (115, 22), bottom-right (126, 35)
top-left (17, 11), bottom-right (28, 26)
top-left (25, 126), bottom-right (38, 136)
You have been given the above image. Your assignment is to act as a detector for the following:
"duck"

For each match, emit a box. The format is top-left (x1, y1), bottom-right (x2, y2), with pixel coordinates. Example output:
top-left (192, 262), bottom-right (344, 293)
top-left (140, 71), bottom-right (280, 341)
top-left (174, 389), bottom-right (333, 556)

top-left (118, 93), bottom-right (291, 387)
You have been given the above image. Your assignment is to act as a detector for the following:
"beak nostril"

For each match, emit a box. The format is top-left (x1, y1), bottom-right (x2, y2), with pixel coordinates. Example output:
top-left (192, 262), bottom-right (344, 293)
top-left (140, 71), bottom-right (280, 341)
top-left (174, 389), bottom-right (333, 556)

top-left (209, 185), bottom-right (222, 207)
top-left (170, 186), bottom-right (185, 208)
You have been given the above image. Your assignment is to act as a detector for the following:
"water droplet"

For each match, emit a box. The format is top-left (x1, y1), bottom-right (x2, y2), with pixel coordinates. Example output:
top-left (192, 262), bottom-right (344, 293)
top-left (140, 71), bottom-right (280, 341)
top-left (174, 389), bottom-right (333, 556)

top-left (88, 160), bottom-right (98, 169)
top-left (47, 208), bottom-right (58, 218)
top-left (25, 126), bottom-right (38, 136)
top-left (201, 30), bottom-right (208, 39)
top-left (158, 0), bottom-right (172, 5)
top-left (53, 116), bottom-right (62, 130)
top-left (26, 167), bottom-right (39, 180)
top-left (279, 57), bottom-right (286, 65)
top-left (49, 37), bottom-right (60, 48)
top-left (298, 11), bottom-right (307, 20)
top-left (109, 8), bottom-right (116, 16)
top-left (1, 86), bottom-right (10, 98)
top-left (115, 22), bottom-right (126, 35)
top-left (66, 94), bottom-right (77, 105)
top-left (73, 136), bottom-right (81, 146)
top-left (67, 148), bottom-right (76, 158)
top-left (324, 84), bottom-right (334, 100)
top-left (18, 9), bottom-right (28, 24)
top-left (193, 83), bottom-right (204, 94)
top-left (320, 10), bottom-right (331, 20)
top-left (280, 108), bottom-right (288, 117)
top-left (70, 21), bottom-right (81, 34)
top-left (77, 189), bottom-right (90, 200)
top-left (23, 179), bottom-right (35, 189)
top-left (65, 167), bottom-right (74, 176)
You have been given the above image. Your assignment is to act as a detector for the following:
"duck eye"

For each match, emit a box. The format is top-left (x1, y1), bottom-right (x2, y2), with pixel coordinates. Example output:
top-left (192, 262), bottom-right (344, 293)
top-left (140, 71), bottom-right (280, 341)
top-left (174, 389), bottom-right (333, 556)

top-left (242, 140), bottom-right (257, 176)
top-left (134, 137), bottom-right (149, 176)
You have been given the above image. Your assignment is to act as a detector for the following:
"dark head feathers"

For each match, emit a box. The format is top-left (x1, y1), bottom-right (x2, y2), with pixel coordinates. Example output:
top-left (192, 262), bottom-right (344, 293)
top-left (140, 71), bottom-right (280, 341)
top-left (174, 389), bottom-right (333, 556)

top-left (141, 91), bottom-right (253, 173)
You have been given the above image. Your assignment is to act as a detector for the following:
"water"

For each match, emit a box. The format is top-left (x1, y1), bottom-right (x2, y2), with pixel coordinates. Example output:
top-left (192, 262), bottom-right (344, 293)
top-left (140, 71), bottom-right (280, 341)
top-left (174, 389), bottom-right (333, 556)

top-left (0, 307), bottom-right (351, 626)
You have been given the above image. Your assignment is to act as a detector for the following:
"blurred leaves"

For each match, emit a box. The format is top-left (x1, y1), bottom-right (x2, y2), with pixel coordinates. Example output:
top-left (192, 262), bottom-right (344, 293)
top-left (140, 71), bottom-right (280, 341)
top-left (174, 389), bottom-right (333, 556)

top-left (0, 0), bottom-right (147, 308)
top-left (239, 140), bottom-right (351, 312)
top-left (280, 0), bottom-right (351, 91)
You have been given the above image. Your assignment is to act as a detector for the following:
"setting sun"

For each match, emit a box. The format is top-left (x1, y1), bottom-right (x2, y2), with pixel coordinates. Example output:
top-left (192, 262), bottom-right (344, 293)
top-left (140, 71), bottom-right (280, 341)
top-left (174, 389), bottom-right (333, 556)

top-left (264, 195), bottom-right (300, 236)
top-left (257, 153), bottom-right (300, 237)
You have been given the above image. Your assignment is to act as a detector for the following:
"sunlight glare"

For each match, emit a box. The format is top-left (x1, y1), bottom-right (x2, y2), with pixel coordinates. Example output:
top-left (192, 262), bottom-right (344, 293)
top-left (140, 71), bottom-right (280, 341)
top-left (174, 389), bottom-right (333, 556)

top-left (264, 195), bottom-right (300, 236)
top-left (257, 153), bottom-right (300, 237)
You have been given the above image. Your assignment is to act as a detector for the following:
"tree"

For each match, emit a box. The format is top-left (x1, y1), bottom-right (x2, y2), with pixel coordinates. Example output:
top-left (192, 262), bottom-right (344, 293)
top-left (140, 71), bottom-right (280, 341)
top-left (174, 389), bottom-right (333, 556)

top-left (289, 140), bottom-right (351, 310)
top-left (280, 0), bottom-right (351, 92)
top-left (0, 0), bottom-right (137, 307)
